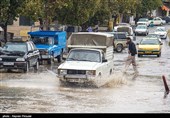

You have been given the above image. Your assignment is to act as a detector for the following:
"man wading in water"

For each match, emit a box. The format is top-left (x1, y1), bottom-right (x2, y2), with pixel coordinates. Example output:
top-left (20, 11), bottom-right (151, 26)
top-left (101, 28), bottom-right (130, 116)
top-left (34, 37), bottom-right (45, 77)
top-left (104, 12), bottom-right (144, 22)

top-left (123, 37), bottom-right (139, 76)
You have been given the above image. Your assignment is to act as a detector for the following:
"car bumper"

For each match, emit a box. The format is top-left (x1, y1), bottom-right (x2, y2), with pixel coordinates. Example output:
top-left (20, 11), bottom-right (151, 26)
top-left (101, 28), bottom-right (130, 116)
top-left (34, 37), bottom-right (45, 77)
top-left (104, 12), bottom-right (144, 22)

top-left (138, 50), bottom-right (161, 55)
top-left (39, 54), bottom-right (51, 60)
top-left (58, 74), bottom-right (95, 83)
top-left (135, 31), bottom-right (147, 34)
top-left (0, 61), bottom-right (27, 69)
top-left (159, 35), bottom-right (167, 39)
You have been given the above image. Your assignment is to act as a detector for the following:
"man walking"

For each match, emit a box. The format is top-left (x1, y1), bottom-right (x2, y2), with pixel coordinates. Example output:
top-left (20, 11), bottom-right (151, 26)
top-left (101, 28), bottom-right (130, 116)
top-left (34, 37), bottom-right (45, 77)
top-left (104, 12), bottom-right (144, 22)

top-left (124, 37), bottom-right (138, 75)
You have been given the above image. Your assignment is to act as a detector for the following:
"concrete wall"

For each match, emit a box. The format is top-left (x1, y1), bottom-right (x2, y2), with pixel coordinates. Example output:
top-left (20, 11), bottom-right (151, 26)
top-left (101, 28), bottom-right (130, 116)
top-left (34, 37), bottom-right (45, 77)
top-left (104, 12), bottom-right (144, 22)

top-left (7, 18), bottom-right (39, 36)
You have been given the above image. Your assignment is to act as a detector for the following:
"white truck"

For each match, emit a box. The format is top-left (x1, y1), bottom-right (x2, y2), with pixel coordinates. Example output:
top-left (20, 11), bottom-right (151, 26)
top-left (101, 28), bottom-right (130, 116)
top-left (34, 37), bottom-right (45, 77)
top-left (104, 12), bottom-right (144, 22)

top-left (57, 32), bottom-right (114, 87)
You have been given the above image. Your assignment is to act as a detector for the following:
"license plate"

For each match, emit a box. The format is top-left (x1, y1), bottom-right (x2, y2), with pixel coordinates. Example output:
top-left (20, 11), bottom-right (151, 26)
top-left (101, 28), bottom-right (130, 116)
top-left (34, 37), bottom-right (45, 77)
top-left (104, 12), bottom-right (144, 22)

top-left (145, 51), bottom-right (151, 53)
top-left (3, 62), bottom-right (14, 65)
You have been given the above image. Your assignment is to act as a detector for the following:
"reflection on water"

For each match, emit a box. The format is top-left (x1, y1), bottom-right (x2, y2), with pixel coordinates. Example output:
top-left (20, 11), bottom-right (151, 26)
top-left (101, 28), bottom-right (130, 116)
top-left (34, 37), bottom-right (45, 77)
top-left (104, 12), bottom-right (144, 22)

top-left (0, 70), bottom-right (169, 113)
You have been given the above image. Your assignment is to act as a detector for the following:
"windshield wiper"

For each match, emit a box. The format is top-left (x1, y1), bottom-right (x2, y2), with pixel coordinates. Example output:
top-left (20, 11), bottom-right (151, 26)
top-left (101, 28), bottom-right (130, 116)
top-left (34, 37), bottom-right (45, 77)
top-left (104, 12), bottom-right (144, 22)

top-left (67, 58), bottom-right (79, 61)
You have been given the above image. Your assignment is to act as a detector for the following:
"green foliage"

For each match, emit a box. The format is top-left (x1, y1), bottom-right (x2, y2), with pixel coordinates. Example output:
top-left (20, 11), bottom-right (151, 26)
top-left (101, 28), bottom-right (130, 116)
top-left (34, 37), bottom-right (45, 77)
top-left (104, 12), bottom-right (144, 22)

top-left (55, 0), bottom-right (101, 26)
top-left (137, 0), bottom-right (163, 16)
top-left (0, 0), bottom-right (26, 26)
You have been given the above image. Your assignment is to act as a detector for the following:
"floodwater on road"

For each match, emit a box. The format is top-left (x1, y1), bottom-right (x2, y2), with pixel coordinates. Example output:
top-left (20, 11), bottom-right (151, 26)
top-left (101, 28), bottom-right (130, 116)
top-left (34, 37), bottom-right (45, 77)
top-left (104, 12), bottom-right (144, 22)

top-left (0, 26), bottom-right (170, 113)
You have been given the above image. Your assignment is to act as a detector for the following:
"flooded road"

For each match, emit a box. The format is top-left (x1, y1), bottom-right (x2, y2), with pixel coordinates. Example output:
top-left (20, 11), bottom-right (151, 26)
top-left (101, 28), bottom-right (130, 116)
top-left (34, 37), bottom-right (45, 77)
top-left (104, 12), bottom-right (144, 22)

top-left (0, 25), bottom-right (170, 113)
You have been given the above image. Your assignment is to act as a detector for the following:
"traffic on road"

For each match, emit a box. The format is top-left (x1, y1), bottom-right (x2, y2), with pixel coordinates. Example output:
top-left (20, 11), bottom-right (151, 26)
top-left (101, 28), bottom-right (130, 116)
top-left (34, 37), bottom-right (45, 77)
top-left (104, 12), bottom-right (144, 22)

top-left (0, 23), bottom-right (170, 113)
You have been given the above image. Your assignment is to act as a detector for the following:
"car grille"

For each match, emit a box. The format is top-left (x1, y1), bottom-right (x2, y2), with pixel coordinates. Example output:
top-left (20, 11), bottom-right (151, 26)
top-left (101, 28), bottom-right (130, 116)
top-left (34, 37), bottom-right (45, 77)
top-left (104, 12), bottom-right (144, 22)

top-left (39, 49), bottom-right (48, 55)
top-left (2, 58), bottom-right (16, 62)
top-left (67, 70), bottom-right (86, 75)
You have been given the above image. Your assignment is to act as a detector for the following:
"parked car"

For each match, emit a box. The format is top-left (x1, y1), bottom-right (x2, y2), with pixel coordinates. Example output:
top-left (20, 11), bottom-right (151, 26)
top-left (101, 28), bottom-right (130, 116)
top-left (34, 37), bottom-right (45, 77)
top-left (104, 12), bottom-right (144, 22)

top-left (161, 16), bottom-right (170, 24)
top-left (137, 37), bottom-right (162, 57)
top-left (108, 32), bottom-right (128, 53)
top-left (137, 18), bottom-right (150, 27)
top-left (154, 27), bottom-right (167, 39)
top-left (0, 38), bottom-right (40, 72)
top-left (134, 25), bottom-right (149, 36)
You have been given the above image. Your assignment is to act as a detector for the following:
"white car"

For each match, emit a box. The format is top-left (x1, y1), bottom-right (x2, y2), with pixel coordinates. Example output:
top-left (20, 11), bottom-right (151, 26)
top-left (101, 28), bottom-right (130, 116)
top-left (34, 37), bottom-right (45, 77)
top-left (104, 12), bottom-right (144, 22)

top-left (154, 27), bottom-right (167, 39)
top-left (58, 32), bottom-right (114, 87)
top-left (151, 17), bottom-right (164, 26)
top-left (146, 33), bottom-right (162, 42)
top-left (137, 18), bottom-right (150, 27)
top-left (114, 23), bottom-right (131, 31)
top-left (115, 26), bottom-right (136, 41)
top-left (135, 25), bottom-right (149, 36)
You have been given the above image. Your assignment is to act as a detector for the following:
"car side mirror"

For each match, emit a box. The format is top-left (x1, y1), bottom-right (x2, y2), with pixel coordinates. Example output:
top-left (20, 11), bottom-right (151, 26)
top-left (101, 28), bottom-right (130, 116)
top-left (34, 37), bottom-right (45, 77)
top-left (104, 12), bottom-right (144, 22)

top-left (160, 43), bottom-right (163, 45)
top-left (102, 59), bottom-right (108, 63)
top-left (136, 43), bottom-right (139, 45)
top-left (28, 50), bottom-right (33, 53)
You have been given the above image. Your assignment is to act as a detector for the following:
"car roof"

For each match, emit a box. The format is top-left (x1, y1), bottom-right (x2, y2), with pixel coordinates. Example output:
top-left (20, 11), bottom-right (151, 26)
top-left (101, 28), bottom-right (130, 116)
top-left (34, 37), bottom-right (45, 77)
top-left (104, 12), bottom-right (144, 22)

top-left (136, 25), bottom-right (147, 27)
top-left (156, 27), bottom-right (165, 29)
top-left (142, 37), bottom-right (158, 40)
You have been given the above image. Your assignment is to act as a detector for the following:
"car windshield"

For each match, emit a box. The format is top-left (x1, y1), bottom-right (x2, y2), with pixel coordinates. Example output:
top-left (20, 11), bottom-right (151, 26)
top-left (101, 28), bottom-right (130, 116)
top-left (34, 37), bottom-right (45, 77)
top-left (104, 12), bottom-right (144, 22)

top-left (140, 39), bottom-right (159, 45)
top-left (114, 34), bottom-right (127, 39)
top-left (117, 23), bottom-right (129, 26)
top-left (156, 28), bottom-right (165, 32)
top-left (67, 50), bottom-right (101, 62)
top-left (2, 43), bottom-right (27, 52)
top-left (30, 37), bottom-right (54, 45)
top-left (137, 25), bottom-right (146, 29)
top-left (147, 34), bottom-right (160, 38)
top-left (139, 18), bottom-right (147, 22)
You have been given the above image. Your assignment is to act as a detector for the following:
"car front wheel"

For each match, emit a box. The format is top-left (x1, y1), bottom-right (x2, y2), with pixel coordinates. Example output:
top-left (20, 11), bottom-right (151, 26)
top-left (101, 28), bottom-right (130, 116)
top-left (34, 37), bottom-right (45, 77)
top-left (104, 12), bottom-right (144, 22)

top-left (116, 44), bottom-right (123, 53)
top-left (23, 62), bottom-right (29, 73)
top-left (34, 61), bottom-right (39, 70)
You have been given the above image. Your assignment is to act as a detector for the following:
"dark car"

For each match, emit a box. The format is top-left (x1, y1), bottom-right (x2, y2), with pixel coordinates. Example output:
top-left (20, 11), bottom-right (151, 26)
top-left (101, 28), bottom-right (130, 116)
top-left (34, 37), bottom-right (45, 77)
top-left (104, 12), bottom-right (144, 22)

top-left (161, 16), bottom-right (170, 23)
top-left (0, 39), bottom-right (40, 72)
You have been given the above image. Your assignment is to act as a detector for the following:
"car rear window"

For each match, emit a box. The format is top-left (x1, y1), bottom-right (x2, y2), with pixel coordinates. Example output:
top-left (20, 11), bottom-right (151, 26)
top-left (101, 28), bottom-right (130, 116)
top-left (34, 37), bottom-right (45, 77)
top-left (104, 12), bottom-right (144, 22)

top-left (114, 34), bottom-right (127, 39)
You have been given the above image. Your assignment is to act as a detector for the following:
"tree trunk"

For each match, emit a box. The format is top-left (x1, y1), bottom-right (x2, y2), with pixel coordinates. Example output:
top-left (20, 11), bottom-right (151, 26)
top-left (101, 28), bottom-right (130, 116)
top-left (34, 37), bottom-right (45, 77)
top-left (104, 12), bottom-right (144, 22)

top-left (2, 23), bottom-right (8, 43)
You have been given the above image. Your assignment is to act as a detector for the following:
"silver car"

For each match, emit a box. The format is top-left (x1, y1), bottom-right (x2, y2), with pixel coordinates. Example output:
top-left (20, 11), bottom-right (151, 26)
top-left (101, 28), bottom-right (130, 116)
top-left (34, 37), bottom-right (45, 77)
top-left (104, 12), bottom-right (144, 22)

top-left (135, 25), bottom-right (149, 36)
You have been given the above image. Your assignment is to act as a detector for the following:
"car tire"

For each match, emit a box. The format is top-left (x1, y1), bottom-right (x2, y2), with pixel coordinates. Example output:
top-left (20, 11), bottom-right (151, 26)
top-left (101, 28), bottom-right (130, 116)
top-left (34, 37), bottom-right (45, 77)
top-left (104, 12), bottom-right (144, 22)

top-left (23, 62), bottom-right (29, 73)
top-left (47, 59), bottom-right (52, 64)
top-left (138, 54), bottom-right (141, 57)
top-left (116, 44), bottom-right (123, 53)
top-left (157, 53), bottom-right (161, 57)
top-left (34, 61), bottom-right (39, 70)
top-left (57, 52), bottom-right (63, 63)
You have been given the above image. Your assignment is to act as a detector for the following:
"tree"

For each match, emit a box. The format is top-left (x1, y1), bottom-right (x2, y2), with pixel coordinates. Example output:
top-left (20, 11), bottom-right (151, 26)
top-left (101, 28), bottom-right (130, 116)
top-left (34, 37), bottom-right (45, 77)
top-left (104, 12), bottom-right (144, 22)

top-left (21, 0), bottom-right (68, 30)
top-left (136, 0), bottom-right (163, 17)
top-left (0, 0), bottom-right (26, 42)
top-left (55, 0), bottom-right (101, 26)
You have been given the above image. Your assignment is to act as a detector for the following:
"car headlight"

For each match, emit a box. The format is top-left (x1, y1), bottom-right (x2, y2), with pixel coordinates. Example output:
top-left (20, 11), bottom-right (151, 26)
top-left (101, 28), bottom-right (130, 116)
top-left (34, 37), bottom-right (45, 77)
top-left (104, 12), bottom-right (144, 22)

top-left (86, 70), bottom-right (96, 76)
top-left (138, 48), bottom-right (144, 50)
top-left (0, 58), bottom-right (2, 61)
top-left (16, 58), bottom-right (25, 61)
top-left (58, 69), bottom-right (67, 75)
top-left (153, 48), bottom-right (159, 51)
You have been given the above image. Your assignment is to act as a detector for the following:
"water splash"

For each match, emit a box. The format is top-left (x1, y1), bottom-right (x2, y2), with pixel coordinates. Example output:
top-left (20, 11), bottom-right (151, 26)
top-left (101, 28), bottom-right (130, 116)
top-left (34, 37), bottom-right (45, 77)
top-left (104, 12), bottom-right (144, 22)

top-left (103, 72), bottom-right (128, 88)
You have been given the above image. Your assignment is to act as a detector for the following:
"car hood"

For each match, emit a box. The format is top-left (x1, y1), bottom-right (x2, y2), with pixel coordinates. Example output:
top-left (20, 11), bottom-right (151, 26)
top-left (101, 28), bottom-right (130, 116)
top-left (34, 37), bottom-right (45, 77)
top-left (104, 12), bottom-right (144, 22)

top-left (137, 21), bottom-right (147, 24)
top-left (138, 45), bottom-right (161, 50)
top-left (135, 29), bottom-right (147, 31)
top-left (58, 61), bottom-right (100, 70)
top-left (0, 55), bottom-right (22, 58)
top-left (154, 31), bottom-right (167, 35)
